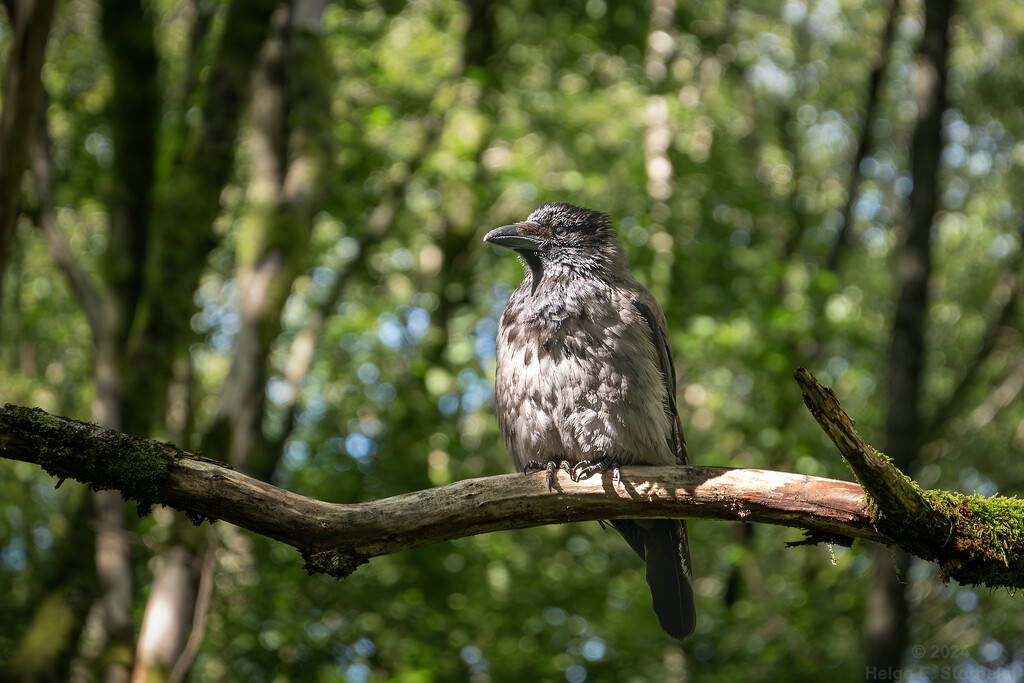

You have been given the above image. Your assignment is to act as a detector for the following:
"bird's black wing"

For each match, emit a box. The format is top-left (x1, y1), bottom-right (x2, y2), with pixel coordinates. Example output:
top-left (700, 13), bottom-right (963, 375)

top-left (631, 298), bottom-right (687, 465)
top-left (625, 298), bottom-right (696, 638)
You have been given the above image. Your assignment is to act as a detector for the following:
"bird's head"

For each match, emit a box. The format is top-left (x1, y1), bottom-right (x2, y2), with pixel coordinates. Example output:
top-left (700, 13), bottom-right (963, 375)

top-left (483, 203), bottom-right (629, 284)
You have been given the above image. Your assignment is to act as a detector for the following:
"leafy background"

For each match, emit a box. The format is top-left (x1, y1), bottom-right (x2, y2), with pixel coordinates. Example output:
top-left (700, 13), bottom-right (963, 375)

top-left (1, 0), bottom-right (1023, 681)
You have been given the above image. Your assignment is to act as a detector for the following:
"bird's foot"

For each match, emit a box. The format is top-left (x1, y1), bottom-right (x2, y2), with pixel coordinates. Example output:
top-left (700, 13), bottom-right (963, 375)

top-left (571, 456), bottom-right (621, 484)
top-left (522, 459), bottom-right (573, 492)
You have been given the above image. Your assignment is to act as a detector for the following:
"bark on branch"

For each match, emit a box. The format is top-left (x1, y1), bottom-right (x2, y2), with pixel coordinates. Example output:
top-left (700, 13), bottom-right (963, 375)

top-left (794, 368), bottom-right (1024, 588)
top-left (2, 370), bottom-right (1023, 588)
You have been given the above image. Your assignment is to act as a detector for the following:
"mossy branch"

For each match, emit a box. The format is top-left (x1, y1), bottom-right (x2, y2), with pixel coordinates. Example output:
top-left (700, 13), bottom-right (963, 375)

top-left (795, 367), bottom-right (1024, 588)
top-left (4, 372), bottom-right (1024, 590)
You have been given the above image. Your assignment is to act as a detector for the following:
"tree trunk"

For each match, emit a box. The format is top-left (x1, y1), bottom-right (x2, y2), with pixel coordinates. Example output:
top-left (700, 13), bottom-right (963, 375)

top-left (131, 3), bottom-right (330, 679)
top-left (868, 0), bottom-right (954, 672)
top-left (130, 545), bottom-right (199, 683)
top-left (121, 0), bottom-right (278, 432)
top-left (206, 0), bottom-right (329, 478)
top-left (0, 0), bottom-right (56, 299)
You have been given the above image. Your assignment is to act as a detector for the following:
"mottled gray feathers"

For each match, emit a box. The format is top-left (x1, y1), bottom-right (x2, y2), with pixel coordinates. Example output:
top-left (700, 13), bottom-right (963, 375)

top-left (487, 202), bottom-right (696, 639)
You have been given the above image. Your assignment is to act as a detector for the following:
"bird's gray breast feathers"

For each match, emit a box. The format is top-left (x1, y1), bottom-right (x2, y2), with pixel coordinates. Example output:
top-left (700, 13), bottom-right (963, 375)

top-left (495, 277), bottom-right (675, 470)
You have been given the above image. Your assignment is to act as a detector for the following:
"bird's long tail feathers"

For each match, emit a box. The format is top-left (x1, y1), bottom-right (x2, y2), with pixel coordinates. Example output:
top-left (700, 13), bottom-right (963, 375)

top-left (609, 519), bottom-right (695, 639)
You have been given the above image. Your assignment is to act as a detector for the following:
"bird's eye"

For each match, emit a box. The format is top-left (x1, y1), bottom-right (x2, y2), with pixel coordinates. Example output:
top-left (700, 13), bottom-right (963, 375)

top-left (554, 225), bottom-right (568, 238)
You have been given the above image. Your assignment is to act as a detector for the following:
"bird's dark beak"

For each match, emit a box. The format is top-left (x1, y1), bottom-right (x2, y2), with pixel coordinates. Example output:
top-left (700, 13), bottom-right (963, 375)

top-left (483, 223), bottom-right (543, 252)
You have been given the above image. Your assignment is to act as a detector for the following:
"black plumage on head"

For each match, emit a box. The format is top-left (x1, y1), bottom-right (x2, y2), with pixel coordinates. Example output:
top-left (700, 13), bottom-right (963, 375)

top-left (484, 202), bottom-right (629, 291)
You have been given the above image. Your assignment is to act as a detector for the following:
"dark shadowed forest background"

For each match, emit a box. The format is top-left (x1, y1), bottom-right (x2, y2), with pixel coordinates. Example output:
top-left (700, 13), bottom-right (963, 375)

top-left (2, 0), bottom-right (1024, 681)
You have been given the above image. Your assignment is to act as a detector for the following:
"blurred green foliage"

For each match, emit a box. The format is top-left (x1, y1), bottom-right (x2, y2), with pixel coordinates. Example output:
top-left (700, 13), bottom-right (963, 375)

top-left (2, 0), bottom-right (1024, 681)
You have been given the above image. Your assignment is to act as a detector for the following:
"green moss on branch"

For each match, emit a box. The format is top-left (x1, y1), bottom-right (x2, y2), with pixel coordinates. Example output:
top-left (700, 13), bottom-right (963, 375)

top-left (1, 404), bottom-right (177, 506)
top-left (924, 490), bottom-right (1024, 588)
top-left (796, 369), bottom-right (1024, 590)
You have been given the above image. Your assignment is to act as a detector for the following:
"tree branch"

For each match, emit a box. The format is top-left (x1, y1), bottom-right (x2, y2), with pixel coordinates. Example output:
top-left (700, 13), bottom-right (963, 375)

top-left (0, 402), bottom-right (879, 570)
top-left (827, 0), bottom-right (900, 272)
top-left (794, 367), bottom-right (1024, 589)
top-left (3, 369), bottom-right (1024, 589)
top-left (794, 368), bottom-right (926, 521)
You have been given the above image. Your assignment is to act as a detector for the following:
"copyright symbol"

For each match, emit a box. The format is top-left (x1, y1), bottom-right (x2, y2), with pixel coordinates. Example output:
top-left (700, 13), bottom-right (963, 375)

top-left (911, 645), bottom-right (925, 658)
